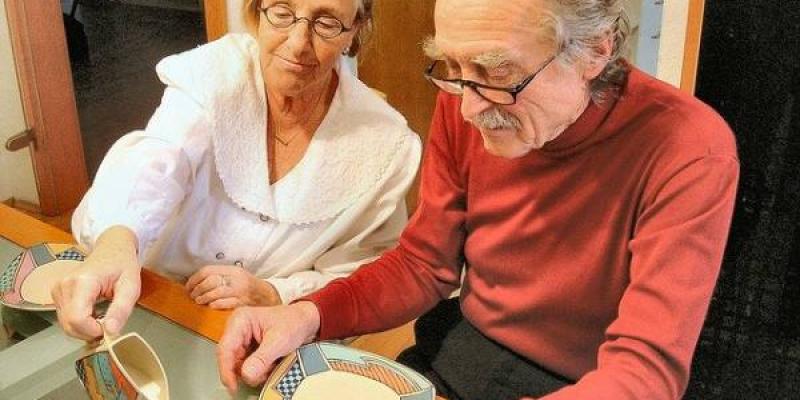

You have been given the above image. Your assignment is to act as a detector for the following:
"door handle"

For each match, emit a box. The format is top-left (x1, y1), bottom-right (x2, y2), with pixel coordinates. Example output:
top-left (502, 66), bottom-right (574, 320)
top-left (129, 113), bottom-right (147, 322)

top-left (5, 128), bottom-right (35, 152)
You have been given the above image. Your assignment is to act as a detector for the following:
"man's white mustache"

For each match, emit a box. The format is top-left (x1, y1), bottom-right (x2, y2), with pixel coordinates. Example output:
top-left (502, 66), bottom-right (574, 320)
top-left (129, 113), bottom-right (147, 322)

top-left (472, 107), bottom-right (522, 131)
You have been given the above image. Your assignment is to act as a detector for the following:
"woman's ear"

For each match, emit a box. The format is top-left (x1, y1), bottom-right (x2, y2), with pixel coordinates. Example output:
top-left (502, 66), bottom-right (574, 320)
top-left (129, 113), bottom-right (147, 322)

top-left (344, 38), bottom-right (358, 57)
top-left (344, 26), bottom-right (362, 57)
top-left (346, 17), bottom-right (372, 57)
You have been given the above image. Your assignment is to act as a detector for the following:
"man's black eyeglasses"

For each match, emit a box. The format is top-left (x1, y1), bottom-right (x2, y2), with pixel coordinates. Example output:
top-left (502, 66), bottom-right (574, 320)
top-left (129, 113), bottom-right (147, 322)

top-left (424, 56), bottom-right (557, 105)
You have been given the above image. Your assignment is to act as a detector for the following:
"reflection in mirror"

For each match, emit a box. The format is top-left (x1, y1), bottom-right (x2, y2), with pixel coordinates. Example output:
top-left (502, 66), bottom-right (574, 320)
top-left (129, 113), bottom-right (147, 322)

top-left (61, 0), bottom-right (206, 178)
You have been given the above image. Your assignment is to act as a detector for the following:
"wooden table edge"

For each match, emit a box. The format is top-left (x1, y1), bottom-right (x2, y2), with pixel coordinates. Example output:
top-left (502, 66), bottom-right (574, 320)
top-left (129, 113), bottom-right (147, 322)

top-left (0, 204), bottom-right (230, 341)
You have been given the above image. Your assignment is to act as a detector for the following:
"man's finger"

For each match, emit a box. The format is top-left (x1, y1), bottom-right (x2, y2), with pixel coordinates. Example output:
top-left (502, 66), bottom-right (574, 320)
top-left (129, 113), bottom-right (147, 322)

top-left (217, 314), bottom-right (252, 394)
top-left (239, 324), bottom-right (294, 387)
top-left (217, 341), bottom-right (242, 395)
top-left (240, 346), bottom-right (278, 387)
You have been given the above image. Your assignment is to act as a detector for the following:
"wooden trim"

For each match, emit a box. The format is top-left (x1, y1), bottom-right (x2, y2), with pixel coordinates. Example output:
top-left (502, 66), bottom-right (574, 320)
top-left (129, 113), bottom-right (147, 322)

top-left (204, 0), bottom-right (228, 41)
top-left (349, 322), bottom-right (414, 360)
top-left (2, 197), bottom-right (72, 232)
top-left (138, 267), bottom-right (231, 342)
top-left (680, 0), bottom-right (706, 94)
top-left (5, 0), bottom-right (88, 216)
top-left (0, 204), bottom-right (231, 342)
top-left (0, 203), bottom-right (424, 371)
top-left (358, 0), bottom-right (437, 213)
top-left (0, 203), bottom-right (73, 245)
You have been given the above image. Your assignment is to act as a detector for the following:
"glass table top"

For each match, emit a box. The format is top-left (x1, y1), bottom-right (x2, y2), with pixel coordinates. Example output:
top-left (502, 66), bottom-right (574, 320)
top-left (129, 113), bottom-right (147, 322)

top-left (0, 236), bottom-right (260, 399)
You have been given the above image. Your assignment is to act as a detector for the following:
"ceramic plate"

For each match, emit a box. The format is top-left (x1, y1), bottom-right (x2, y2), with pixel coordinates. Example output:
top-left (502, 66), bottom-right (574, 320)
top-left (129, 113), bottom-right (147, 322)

top-left (261, 342), bottom-right (435, 400)
top-left (0, 242), bottom-right (86, 310)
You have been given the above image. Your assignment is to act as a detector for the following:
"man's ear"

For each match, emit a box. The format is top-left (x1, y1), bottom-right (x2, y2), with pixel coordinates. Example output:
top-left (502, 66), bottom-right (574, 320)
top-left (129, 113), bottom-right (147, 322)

top-left (582, 34), bottom-right (614, 80)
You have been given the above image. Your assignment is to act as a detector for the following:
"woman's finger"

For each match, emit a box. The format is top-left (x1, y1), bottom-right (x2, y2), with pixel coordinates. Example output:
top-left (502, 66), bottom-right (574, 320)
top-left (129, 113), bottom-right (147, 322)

top-left (186, 265), bottom-right (237, 292)
top-left (209, 297), bottom-right (240, 310)
top-left (185, 265), bottom-right (217, 291)
top-left (57, 275), bottom-right (104, 340)
top-left (190, 274), bottom-right (225, 300)
top-left (194, 284), bottom-right (229, 305)
top-left (103, 269), bottom-right (141, 336)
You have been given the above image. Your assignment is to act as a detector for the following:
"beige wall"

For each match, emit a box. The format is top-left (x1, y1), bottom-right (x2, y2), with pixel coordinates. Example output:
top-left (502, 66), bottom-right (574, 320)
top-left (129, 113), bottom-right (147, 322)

top-left (657, 0), bottom-right (690, 88)
top-left (0, 0), bottom-right (38, 203)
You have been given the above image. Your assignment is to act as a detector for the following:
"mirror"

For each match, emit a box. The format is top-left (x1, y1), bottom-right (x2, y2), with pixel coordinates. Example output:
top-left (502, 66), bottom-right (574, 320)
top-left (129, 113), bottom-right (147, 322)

top-left (61, 0), bottom-right (207, 177)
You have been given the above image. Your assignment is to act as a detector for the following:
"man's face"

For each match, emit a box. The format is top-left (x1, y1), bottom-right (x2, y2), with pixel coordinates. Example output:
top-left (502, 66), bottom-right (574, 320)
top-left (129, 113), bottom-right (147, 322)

top-left (432, 0), bottom-right (597, 158)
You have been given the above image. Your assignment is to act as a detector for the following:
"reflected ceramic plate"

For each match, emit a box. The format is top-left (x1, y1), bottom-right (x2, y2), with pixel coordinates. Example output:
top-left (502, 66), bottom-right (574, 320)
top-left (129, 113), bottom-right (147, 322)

top-left (261, 342), bottom-right (435, 400)
top-left (0, 242), bottom-right (85, 310)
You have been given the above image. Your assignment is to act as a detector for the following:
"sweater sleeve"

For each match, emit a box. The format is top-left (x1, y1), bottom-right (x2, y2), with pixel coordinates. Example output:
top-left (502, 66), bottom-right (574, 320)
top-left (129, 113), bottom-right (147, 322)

top-left (540, 153), bottom-right (739, 400)
top-left (304, 93), bottom-right (466, 339)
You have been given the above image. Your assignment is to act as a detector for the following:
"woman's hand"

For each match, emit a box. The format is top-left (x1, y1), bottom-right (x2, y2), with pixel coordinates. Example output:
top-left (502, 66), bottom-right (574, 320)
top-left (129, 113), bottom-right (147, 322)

top-left (186, 265), bottom-right (281, 309)
top-left (51, 226), bottom-right (141, 340)
top-left (216, 302), bottom-right (320, 395)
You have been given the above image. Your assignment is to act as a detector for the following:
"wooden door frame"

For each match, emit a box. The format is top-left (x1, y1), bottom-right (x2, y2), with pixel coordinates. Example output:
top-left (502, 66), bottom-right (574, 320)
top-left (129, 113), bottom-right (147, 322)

top-left (5, 0), bottom-right (88, 217)
top-left (680, 0), bottom-right (705, 94)
top-left (204, 0), bottom-right (227, 41)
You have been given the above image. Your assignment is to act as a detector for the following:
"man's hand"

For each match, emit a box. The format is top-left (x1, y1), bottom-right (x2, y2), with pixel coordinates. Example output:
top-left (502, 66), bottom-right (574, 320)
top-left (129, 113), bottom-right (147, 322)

top-left (51, 226), bottom-right (141, 340)
top-left (216, 301), bottom-right (321, 395)
top-left (186, 265), bottom-right (282, 309)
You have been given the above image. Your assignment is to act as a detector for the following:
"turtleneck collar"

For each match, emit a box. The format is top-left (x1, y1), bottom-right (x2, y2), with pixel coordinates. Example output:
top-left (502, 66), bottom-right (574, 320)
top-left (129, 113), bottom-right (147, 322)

top-left (537, 66), bottom-right (634, 157)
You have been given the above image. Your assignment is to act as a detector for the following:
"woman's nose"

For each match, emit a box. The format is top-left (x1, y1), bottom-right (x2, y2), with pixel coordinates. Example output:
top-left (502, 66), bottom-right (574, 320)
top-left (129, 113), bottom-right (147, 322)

top-left (285, 19), bottom-right (314, 51)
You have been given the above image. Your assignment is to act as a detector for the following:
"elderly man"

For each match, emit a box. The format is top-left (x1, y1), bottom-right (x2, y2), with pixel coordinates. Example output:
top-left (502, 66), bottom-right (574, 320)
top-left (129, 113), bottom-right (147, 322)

top-left (217, 0), bottom-right (739, 398)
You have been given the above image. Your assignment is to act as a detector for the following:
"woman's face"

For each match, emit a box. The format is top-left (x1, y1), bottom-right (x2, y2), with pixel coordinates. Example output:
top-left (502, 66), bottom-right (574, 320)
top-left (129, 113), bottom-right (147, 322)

top-left (257, 0), bottom-right (359, 97)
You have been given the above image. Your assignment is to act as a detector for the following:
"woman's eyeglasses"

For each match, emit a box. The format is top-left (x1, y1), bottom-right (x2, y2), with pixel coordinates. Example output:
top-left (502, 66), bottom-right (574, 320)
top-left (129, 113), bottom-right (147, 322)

top-left (261, 4), bottom-right (354, 39)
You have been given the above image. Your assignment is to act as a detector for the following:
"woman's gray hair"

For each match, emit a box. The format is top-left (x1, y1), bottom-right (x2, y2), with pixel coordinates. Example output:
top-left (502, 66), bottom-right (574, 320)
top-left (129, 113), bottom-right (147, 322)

top-left (243, 0), bottom-right (373, 57)
top-left (541, 0), bottom-right (631, 101)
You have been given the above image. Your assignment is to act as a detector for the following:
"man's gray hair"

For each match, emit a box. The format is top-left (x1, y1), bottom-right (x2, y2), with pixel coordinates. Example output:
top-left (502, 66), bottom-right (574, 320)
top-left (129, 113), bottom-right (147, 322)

top-left (543, 0), bottom-right (631, 101)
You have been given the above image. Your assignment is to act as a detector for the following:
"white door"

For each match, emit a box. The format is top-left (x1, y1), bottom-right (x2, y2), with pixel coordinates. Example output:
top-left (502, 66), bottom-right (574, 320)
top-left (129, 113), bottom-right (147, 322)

top-left (0, 0), bottom-right (38, 204)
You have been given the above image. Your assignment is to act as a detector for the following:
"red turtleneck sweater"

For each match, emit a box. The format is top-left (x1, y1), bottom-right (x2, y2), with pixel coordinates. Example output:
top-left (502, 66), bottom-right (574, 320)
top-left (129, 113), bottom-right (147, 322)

top-left (306, 67), bottom-right (739, 399)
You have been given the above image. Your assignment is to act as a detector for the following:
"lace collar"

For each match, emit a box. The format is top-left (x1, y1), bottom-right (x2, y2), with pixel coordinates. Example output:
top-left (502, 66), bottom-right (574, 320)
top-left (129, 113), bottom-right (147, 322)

top-left (208, 34), bottom-right (411, 224)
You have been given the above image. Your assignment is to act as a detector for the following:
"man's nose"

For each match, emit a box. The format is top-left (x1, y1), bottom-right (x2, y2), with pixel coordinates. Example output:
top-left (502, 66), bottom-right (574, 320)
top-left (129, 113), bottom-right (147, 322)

top-left (460, 87), bottom-right (493, 122)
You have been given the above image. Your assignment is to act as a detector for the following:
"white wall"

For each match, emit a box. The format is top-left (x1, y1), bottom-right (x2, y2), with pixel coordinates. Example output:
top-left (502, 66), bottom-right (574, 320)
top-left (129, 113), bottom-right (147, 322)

top-left (0, 0), bottom-right (38, 203)
top-left (226, 0), bottom-right (247, 33)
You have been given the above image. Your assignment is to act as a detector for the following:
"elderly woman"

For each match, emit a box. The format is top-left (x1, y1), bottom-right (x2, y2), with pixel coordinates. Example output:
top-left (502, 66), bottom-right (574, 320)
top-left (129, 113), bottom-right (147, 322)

top-left (52, 0), bottom-right (421, 340)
